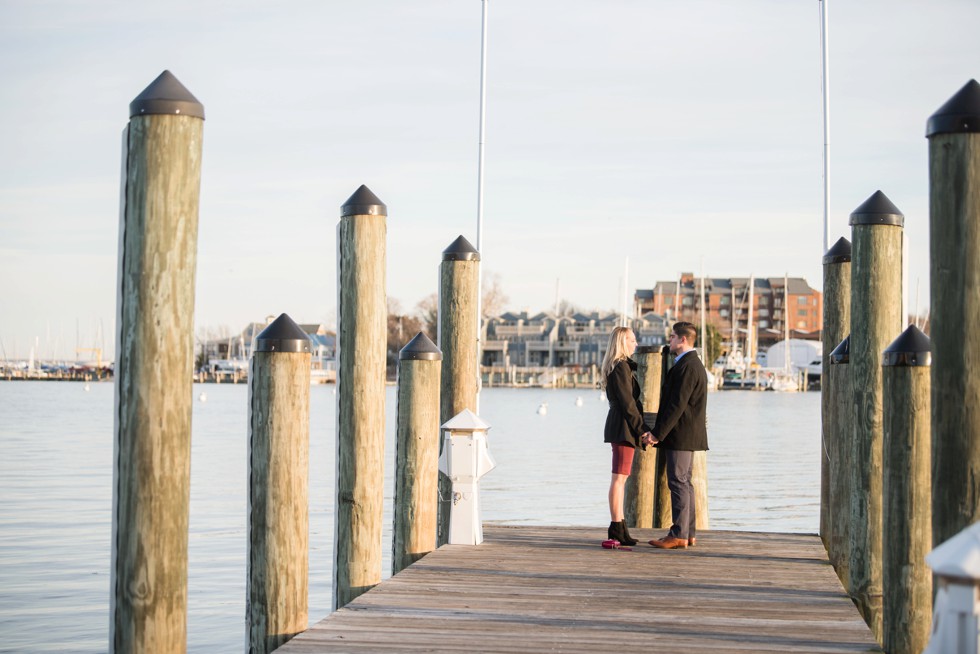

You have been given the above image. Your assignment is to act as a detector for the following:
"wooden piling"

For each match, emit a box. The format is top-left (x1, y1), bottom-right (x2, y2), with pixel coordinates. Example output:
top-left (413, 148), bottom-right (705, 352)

top-left (881, 325), bottom-right (932, 654)
top-left (652, 343), bottom-right (709, 530)
top-left (247, 314), bottom-right (311, 654)
top-left (822, 237), bottom-right (851, 582)
top-left (926, 79), bottom-right (980, 548)
top-left (438, 235), bottom-right (480, 546)
top-left (393, 332), bottom-right (442, 575)
top-left (847, 190), bottom-right (905, 642)
top-left (827, 335), bottom-right (851, 588)
top-left (653, 346), bottom-right (672, 529)
top-left (111, 70), bottom-right (203, 654)
top-left (625, 345), bottom-right (662, 529)
top-left (334, 185), bottom-right (387, 610)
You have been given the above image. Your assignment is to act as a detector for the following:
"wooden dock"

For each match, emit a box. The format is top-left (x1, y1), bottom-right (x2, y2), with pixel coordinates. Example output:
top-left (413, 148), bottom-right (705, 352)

top-left (279, 525), bottom-right (881, 652)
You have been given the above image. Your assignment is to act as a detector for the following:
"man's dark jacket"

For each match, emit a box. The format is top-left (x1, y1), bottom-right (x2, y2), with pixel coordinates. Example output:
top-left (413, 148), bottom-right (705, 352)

top-left (653, 351), bottom-right (708, 451)
top-left (603, 359), bottom-right (651, 448)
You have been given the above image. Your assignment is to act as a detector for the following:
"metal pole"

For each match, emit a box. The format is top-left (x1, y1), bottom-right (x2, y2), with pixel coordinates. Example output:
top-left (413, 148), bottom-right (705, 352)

top-left (474, 0), bottom-right (489, 414)
top-left (624, 259), bottom-right (629, 326)
top-left (819, 0), bottom-right (830, 253)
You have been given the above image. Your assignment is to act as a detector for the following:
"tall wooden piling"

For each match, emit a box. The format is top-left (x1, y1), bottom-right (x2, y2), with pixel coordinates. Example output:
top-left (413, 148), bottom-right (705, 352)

top-left (847, 190), bottom-right (904, 641)
top-left (926, 79), bottom-right (980, 548)
top-left (625, 345), bottom-right (662, 529)
top-left (652, 343), bottom-right (709, 530)
top-left (438, 235), bottom-right (480, 546)
top-left (828, 335), bottom-right (851, 587)
top-left (653, 346), bottom-right (672, 528)
top-left (111, 70), bottom-right (204, 654)
top-left (822, 238), bottom-right (851, 581)
top-left (393, 332), bottom-right (442, 575)
top-left (247, 314), bottom-right (311, 654)
top-left (334, 185), bottom-right (387, 610)
top-left (881, 325), bottom-right (932, 654)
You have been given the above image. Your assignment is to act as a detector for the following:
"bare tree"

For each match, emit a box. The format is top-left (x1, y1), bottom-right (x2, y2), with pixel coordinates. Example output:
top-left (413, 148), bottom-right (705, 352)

top-left (415, 293), bottom-right (438, 340)
top-left (481, 272), bottom-right (509, 318)
top-left (387, 298), bottom-right (422, 380)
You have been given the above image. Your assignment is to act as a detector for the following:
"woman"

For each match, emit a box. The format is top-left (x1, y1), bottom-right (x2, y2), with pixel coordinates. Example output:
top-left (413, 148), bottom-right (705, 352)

top-left (600, 326), bottom-right (652, 546)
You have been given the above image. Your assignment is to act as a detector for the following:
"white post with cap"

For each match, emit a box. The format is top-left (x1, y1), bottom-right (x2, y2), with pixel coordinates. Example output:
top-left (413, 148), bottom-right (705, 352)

top-left (924, 522), bottom-right (980, 654)
top-left (437, 409), bottom-right (496, 545)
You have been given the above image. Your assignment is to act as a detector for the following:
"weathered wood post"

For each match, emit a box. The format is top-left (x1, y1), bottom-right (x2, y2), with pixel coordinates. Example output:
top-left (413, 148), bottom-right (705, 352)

top-left (652, 342), bottom-right (709, 530)
top-left (247, 314), bottom-right (311, 654)
top-left (848, 190), bottom-right (905, 641)
top-left (822, 237), bottom-right (851, 580)
top-left (625, 345), bottom-right (662, 529)
top-left (334, 185), bottom-right (387, 610)
top-left (392, 332), bottom-right (442, 575)
top-left (438, 235), bottom-right (480, 546)
top-left (828, 334), bottom-right (851, 587)
top-left (881, 325), bottom-right (932, 654)
top-left (691, 442), bottom-right (710, 530)
top-left (653, 345), bottom-right (672, 528)
top-left (111, 70), bottom-right (203, 654)
top-left (926, 79), bottom-right (980, 548)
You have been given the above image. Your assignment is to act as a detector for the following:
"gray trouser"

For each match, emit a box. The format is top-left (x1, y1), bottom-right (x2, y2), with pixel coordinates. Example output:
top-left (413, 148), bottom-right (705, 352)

top-left (665, 449), bottom-right (695, 540)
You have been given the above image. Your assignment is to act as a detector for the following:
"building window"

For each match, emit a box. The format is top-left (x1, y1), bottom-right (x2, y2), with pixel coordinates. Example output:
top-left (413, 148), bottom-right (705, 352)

top-left (682, 297), bottom-right (693, 306)
top-left (759, 320), bottom-right (769, 328)
top-left (797, 321), bottom-right (807, 329)
top-left (798, 309), bottom-right (808, 317)
top-left (720, 296), bottom-right (730, 305)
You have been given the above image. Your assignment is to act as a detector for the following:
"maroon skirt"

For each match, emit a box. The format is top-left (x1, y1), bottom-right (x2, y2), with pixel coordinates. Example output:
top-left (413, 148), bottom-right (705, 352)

top-left (611, 442), bottom-right (635, 475)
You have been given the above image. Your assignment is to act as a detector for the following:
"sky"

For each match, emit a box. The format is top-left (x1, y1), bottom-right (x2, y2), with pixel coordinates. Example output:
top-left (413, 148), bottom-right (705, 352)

top-left (1, 0), bottom-right (978, 361)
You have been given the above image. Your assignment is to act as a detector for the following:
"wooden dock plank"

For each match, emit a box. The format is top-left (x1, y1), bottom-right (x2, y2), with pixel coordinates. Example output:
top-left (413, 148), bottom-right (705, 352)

top-left (279, 526), bottom-right (882, 653)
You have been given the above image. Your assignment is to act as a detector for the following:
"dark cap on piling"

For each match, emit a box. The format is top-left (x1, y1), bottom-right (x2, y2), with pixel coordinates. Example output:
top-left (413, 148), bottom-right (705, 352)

top-left (636, 345), bottom-right (659, 355)
top-left (829, 335), bottom-right (849, 365)
top-left (341, 185), bottom-right (386, 217)
top-left (849, 191), bottom-right (904, 227)
top-left (823, 237), bottom-right (852, 265)
top-left (442, 235), bottom-right (480, 262)
top-left (399, 331), bottom-right (442, 361)
top-left (129, 70), bottom-right (205, 120)
top-left (255, 313), bottom-right (311, 353)
top-left (882, 325), bottom-right (932, 367)
top-left (926, 79), bottom-right (980, 137)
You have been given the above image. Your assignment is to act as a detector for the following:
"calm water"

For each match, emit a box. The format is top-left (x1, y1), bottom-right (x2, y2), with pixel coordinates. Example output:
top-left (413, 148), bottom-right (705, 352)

top-left (0, 381), bottom-right (820, 653)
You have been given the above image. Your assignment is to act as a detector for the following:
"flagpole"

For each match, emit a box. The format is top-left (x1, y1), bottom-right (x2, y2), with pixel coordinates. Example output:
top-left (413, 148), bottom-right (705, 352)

top-left (819, 0), bottom-right (830, 253)
top-left (475, 0), bottom-right (489, 413)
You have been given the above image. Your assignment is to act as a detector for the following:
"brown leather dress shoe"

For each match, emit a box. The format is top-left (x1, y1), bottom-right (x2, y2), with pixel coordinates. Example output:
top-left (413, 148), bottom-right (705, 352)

top-left (648, 535), bottom-right (688, 549)
top-left (688, 537), bottom-right (697, 547)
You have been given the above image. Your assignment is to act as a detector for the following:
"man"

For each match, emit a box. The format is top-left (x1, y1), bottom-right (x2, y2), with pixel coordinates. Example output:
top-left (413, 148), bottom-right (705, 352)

top-left (642, 321), bottom-right (708, 549)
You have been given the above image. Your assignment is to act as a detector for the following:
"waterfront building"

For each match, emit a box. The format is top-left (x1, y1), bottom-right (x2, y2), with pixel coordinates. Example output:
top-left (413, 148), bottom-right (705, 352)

top-left (481, 310), bottom-right (668, 369)
top-left (198, 318), bottom-right (336, 381)
top-left (634, 274), bottom-right (822, 351)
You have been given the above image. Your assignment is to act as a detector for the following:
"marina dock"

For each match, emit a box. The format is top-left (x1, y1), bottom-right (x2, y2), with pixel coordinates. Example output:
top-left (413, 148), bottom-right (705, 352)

top-left (278, 525), bottom-right (880, 653)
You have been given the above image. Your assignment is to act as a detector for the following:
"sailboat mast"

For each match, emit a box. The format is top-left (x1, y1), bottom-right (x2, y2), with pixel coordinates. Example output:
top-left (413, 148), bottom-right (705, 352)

top-left (699, 258), bottom-right (706, 357)
top-left (784, 273), bottom-right (790, 372)
top-left (747, 274), bottom-right (754, 365)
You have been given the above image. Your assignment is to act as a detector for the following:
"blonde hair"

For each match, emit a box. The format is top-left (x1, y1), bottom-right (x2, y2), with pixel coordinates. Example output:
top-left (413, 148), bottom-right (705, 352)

top-left (600, 326), bottom-right (634, 387)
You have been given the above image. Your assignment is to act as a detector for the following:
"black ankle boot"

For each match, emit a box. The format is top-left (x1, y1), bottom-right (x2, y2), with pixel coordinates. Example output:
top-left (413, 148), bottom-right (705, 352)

top-left (607, 521), bottom-right (624, 543)
top-left (619, 521), bottom-right (638, 546)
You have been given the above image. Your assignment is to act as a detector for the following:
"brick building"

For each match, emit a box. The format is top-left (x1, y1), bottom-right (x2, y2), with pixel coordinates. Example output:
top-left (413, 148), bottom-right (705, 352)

top-left (634, 274), bottom-right (822, 350)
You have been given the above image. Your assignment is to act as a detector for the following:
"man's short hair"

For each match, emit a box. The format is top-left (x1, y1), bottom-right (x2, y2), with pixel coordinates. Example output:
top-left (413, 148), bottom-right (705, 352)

top-left (673, 321), bottom-right (697, 344)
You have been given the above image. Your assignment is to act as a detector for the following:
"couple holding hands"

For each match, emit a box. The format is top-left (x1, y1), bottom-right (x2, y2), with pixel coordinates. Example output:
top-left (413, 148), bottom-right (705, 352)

top-left (601, 322), bottom-right (709, 549)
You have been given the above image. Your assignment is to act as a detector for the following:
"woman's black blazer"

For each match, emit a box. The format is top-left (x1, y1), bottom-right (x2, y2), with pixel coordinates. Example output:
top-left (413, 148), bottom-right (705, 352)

top-left (603, 359), bottom-right (651, 448)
